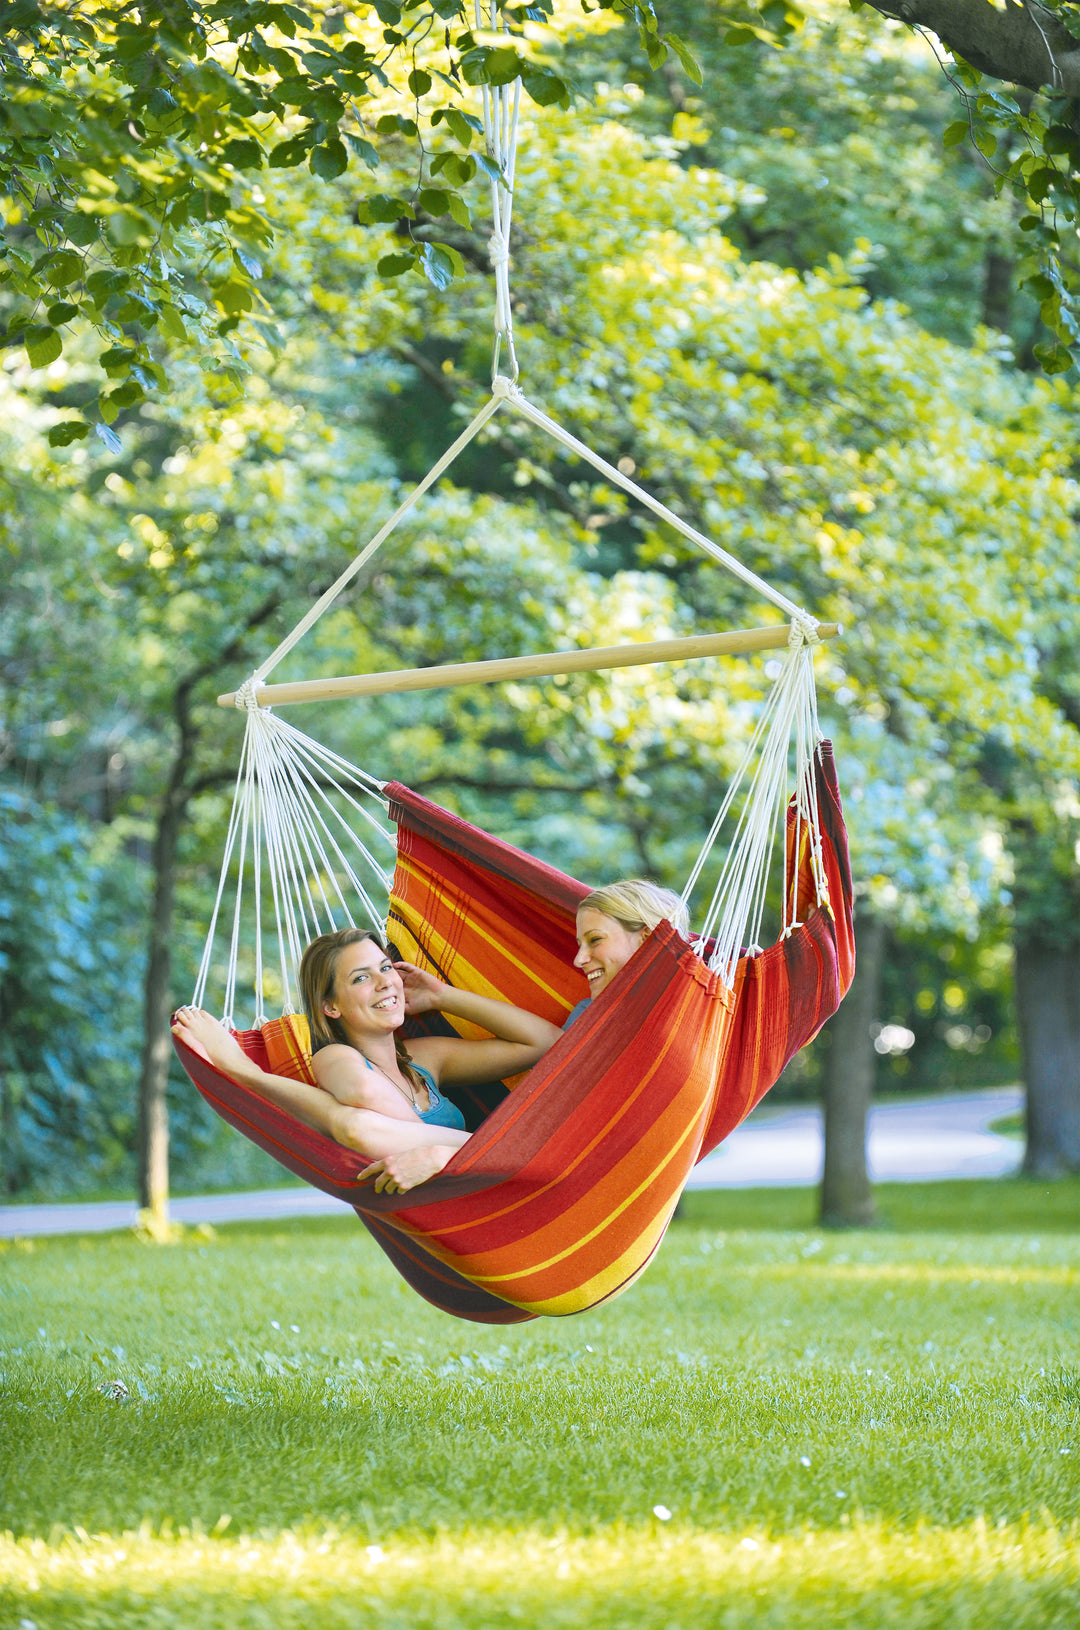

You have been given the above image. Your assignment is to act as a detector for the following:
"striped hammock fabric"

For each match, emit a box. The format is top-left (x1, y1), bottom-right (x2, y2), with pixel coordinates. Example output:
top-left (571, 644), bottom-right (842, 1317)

top-left (176, 742), bottom-right (853, 1324)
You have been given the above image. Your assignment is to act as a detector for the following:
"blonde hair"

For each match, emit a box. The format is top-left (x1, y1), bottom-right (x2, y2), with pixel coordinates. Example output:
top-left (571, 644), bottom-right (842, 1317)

top-left (577, 879), bottom-right (690, 940)
top-left (299, 926), bottom-right (423, 1090)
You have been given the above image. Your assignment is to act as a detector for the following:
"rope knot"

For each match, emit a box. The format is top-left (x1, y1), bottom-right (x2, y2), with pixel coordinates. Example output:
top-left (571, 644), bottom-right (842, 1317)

top-left (488, 235), bottom-right (511, 272)
top-left (235, 676), bottom-right (261, 711)
top-left (788, 615), bottom-right (821, 650)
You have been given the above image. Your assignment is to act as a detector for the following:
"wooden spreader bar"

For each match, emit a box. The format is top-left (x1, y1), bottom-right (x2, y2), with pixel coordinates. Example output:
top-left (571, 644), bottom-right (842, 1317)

top-left (218, 622), bottom-right (841, 710)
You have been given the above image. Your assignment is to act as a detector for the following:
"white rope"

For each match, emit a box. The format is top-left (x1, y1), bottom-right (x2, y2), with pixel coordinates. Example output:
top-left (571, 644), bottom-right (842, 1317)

top-left (191, 706), bottom-right (397, 1024)
top-left (246, 393), bottom-right (505, 689)
top-left (477, 0), bottom-right (520, 384)
top-left (683, 630), bottom-right (826, 989)
top-left (496, 380), bottom-right (814, 624)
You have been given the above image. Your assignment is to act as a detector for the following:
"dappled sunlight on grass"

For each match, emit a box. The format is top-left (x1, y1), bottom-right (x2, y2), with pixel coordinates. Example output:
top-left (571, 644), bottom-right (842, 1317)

top-left (759, 1262), bottom-right (1079, 1286)
top-left (2, 1520), bottom-right (1078, 1629)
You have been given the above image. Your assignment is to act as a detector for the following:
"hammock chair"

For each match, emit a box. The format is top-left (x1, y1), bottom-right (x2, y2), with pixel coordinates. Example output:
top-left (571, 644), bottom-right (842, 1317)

top-left (173, 15), bottom-right (856, 1323)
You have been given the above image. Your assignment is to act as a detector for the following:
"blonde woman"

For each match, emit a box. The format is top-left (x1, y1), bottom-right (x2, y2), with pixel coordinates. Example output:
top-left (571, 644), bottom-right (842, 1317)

top-left (567, 879), bottom-right (690, 1028)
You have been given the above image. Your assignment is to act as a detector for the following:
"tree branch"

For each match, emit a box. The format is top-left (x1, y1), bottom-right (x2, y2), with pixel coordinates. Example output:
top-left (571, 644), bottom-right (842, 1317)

top-left (866, 0), bottom-right (1080, 99)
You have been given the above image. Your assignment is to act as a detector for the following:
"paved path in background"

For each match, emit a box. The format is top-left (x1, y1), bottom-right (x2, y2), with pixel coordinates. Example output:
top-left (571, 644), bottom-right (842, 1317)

top-left (0, 1086), bottom-right (1023, 1238)
top-left (684, 1084), bottom-right (1022, 1189)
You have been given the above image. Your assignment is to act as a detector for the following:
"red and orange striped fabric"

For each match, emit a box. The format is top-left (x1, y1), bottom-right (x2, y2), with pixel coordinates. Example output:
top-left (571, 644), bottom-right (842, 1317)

top-left (176, 743), bottom-right (854, 1324)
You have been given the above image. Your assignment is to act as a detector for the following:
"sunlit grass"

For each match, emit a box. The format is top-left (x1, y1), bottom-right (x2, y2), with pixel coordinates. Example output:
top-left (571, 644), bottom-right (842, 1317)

top-left (3, 1521), bottom-right (1078, 1629)
top-left (2, 1181), bottom-right (1078, 1627)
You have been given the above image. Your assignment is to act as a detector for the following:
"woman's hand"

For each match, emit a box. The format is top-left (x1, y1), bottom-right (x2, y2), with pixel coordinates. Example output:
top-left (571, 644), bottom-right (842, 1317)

top-left (393, 960), bottom-right (451, 1017)
top-left (358, 1143), bottom-right (458, 1193)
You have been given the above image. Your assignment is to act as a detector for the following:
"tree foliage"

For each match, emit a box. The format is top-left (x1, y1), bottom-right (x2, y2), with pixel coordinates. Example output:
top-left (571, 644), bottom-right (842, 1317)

top-left (3, 54), bottom-right (1079, 1191)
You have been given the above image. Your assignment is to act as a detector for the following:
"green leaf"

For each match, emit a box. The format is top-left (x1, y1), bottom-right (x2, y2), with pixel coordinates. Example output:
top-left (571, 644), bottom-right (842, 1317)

top-left (1027, 167), bottom-right (1058, 203)
top-left (408, 68), bottom-right (432, 96)
top-left (363, 193), bottom-right (412, 223)
top-left (1018, 215), bottom-right (1041, 232)
top-left (1032, 340), bottom-right (1073, 374)
top-left (216, 280), bottom-right (254, 314)
top-left (521, 66), bottom-right (568, 107)
top-left (268, 135), bottom-right (312, 167)
top-left (371, 0), bottom-right (401, 21)
top-left (158, 305), bottom-right (188, 342)
top-left (723, 27), bottom-right (757, 47)
top-left (430, 152), bottom-right (475, 187)
top-left (94, 421), bottom-right (122, 453)
top-left (46, 301), bottom-right (79, 326)
top-left (109, 379), bottom-right (145, 409)
top-left (375, 113), bottom-right (418, 136)
top-left (310, 139), bottom-right (348, 179)
top-left (484, 47), bottom-right (523, 86)
top-left (48, 419), bottom-right (90, 447)
top-left (25, 324), bottom-right (62, 368)
top-left (45, 252), bottom-right (83, 289)
top-left (476, 152), bottom-right (508, 185)
top-left (942, 121), bottom-right (969, 150)
top-left (377, 252), bottom-right (416, 277)
top-left (447, 192), bottom-right (471, 229)
top-left (420, 242), bottom-right (461, 290)
top-left (145, 87), bottom-right (179, 119)
top-left (418, 187), bottom-right (452, 216)
top-left (223, 138), bottom-right (263, 169)
top-left (972, 128), bottom-right (997, 160)
top-left (100, 346), bottom-right (136, 377)
top-left (666, 33), bottom-right (703, 86)
top-left (433, 107), bottom-right (483, 144)
top-left (345, 132), bottom-right (380, 170)
top-left (63, 213), bottom-right (99, 247)
top-left (1043, 125), bottom-right (1077, 156)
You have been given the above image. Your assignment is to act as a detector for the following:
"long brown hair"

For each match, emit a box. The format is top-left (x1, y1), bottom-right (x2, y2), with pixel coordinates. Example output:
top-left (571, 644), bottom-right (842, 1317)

top-left (299, 927), bottom-right (424, 1090)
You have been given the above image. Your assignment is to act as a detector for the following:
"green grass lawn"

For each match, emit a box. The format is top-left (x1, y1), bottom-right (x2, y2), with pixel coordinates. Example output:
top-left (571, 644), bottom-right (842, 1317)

top-left (2, 1178), bottom-right (1078, 1628)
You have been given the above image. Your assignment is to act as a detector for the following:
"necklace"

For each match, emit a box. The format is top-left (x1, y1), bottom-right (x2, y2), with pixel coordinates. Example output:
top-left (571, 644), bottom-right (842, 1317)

top-left (359, 1051), bottom-right (421, 1112)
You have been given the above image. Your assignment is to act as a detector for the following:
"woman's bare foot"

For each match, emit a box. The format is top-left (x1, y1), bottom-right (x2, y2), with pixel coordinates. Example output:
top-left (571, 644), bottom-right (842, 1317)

top-left (172, 1006), bottom-right (249, 1075)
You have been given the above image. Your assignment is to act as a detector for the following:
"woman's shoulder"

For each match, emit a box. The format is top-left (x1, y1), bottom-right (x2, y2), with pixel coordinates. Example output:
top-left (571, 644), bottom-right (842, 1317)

top-left (311, 1043), bottom-right (366, 1083)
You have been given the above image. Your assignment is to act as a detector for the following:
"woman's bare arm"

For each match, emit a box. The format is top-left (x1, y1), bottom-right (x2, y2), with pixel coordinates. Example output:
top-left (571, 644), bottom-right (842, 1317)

top-left (171, 1008), bottom-right (468, 1162)
top-left (396, 963), bottom-right (562, 1086)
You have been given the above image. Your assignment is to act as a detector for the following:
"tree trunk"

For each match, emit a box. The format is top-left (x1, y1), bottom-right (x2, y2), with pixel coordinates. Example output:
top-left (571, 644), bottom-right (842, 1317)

top-left (982, 249), bottom-right (1012, 334)
top-left (1015, 934), bottom-right (1080, 1176)
top-left (819, 911), bottom-right (885, 1227)
top-left (136, 786), bottom-right (184, 1223)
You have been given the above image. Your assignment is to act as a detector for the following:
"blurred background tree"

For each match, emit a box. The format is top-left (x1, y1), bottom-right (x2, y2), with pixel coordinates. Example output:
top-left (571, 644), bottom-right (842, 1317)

top-left (1, 1), bottom-right (1077, 1210)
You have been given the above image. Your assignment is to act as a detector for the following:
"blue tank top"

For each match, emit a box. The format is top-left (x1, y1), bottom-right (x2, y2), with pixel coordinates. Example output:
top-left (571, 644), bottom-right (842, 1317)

top-left (411, 1063), bottom-right (467, 1131)
top-left (563, 998), bottom-right (591, 1030)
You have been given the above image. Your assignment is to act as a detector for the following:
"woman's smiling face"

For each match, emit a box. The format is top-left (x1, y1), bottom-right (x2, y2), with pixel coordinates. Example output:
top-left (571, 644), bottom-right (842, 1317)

top-left (573, 907), bottom-right (647, 998)
top-left (324, 938), bottom-right (404, 1037)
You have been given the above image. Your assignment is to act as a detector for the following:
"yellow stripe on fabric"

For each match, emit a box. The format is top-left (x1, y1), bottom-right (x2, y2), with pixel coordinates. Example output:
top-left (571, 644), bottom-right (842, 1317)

top-left (498, 1191), bottom-right (683, 1317)
top-left (427, 970), bottom-right (716, 1241)
top-left (464, 1083), bottom-right (710, 1289)
top-left (392, 856), bottom-right (572, 1009)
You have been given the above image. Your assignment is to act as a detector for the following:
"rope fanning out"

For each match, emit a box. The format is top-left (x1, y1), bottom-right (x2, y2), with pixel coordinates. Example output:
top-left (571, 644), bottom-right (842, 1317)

top-left (196, 29), bottom-right (837, 1014)
top-left (193, 707), bottom-right (396, 1023)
